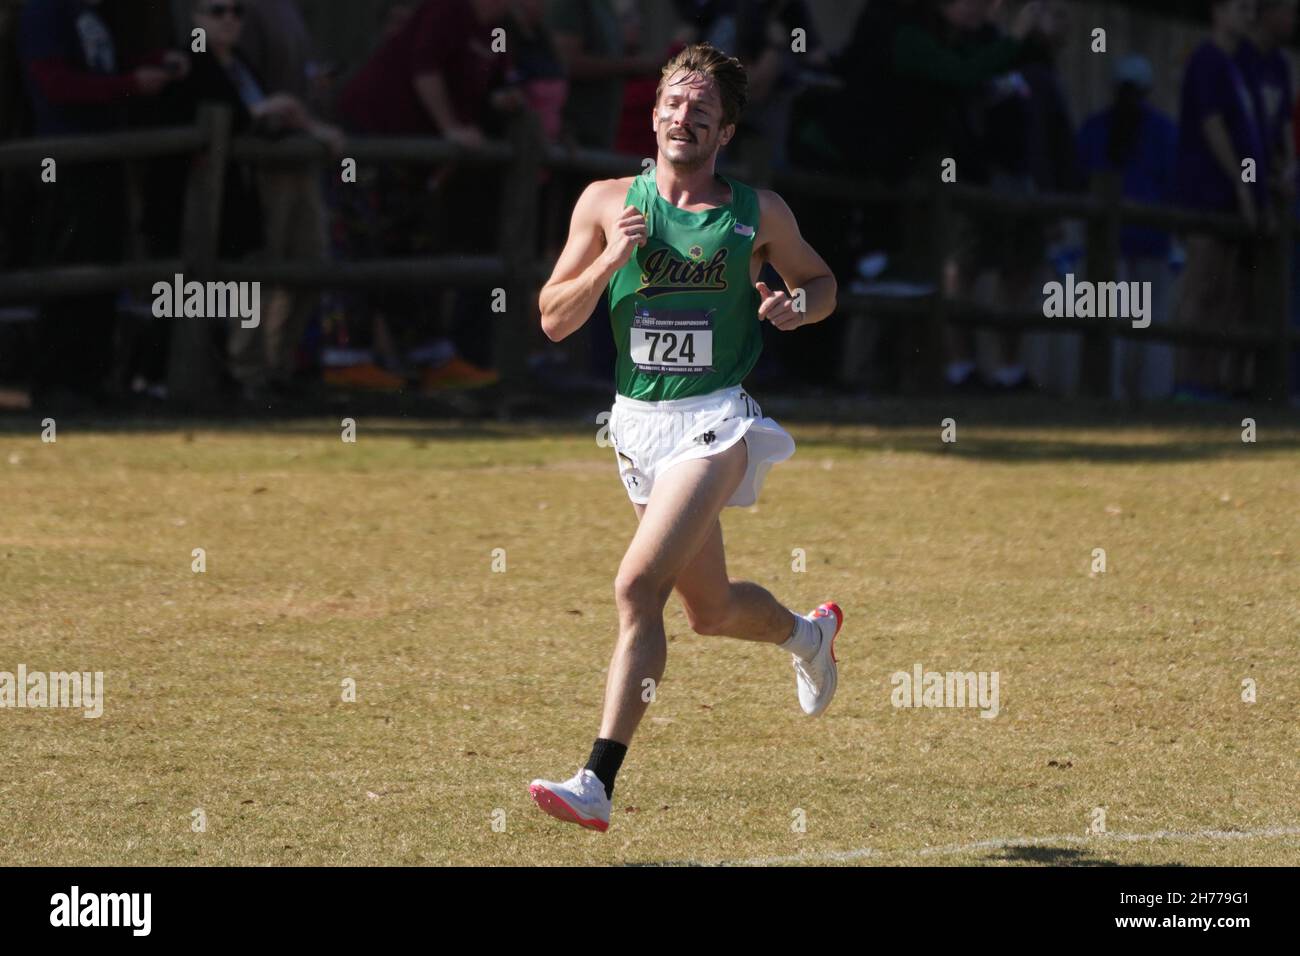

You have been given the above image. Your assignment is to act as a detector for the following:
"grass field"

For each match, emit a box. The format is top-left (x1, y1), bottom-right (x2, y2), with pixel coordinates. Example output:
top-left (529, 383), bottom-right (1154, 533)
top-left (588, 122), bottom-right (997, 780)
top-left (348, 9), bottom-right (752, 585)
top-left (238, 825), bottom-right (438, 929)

top-left (1, 407), bottom-right (1297, 866)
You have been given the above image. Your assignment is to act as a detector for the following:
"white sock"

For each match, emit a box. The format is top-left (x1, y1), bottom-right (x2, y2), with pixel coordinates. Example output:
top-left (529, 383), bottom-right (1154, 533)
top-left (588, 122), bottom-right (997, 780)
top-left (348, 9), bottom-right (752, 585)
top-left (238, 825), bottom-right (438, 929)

top-left (779, 613), bottom-right (821, 662)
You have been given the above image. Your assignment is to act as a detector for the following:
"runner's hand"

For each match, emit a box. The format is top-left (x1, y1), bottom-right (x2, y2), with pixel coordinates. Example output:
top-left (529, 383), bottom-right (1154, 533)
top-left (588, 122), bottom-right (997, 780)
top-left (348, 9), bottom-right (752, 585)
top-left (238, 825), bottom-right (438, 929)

top-left (757, 281), bottom-right (803, 330)
top-left (604, 205), bottom-right (647, 269)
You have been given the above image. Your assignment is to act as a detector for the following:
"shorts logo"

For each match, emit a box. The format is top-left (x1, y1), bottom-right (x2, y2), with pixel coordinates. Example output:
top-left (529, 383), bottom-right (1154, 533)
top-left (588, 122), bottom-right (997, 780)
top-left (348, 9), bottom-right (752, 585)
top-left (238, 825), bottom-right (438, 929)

top-left (694, 430), bottom-right (717, 446)
top-left (617, 450), bottom-right (646, 491)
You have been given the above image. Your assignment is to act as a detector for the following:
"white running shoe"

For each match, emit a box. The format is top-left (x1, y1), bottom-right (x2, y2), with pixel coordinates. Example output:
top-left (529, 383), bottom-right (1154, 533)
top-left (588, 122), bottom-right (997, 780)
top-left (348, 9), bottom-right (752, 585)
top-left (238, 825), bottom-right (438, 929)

top-left (528, 769), bottom-right (612, 832)
top-left (793, 602), bottom-right (842, 717)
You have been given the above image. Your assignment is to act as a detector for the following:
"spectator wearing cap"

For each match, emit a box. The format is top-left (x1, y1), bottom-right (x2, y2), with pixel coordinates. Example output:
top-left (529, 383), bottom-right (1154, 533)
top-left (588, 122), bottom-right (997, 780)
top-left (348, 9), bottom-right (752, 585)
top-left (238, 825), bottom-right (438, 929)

top-left (1079, 54), bottom-right (1179, 400)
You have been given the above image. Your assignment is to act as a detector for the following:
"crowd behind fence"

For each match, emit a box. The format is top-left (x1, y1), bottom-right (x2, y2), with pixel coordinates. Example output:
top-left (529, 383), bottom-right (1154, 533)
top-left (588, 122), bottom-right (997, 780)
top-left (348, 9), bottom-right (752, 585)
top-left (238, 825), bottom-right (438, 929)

top-left (3, 0), bottom-right (1300, 410)
top-left (0, 105), bottom-right (1296, 405)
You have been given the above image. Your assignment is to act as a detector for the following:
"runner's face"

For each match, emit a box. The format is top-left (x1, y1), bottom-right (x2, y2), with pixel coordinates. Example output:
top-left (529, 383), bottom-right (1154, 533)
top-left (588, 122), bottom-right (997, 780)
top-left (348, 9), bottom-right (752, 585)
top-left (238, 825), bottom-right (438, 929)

top-left (653, 72), bottom-right (733, 171)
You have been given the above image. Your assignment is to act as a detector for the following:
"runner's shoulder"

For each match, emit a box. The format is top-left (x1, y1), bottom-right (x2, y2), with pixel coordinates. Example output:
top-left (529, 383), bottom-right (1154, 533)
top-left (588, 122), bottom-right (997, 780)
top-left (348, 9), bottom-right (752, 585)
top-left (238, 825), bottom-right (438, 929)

top-left (578, 177), bottom-right (638, 208)
top-left (755, 188), bottom-right (793, 218)
top-left (754, 189), bottom-right (796, 244)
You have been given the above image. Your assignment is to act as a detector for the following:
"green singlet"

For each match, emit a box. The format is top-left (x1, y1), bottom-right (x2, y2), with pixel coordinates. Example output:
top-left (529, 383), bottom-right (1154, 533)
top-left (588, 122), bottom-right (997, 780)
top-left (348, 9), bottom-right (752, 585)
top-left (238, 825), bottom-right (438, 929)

top-left (607, 167), bottom-right (763, 401)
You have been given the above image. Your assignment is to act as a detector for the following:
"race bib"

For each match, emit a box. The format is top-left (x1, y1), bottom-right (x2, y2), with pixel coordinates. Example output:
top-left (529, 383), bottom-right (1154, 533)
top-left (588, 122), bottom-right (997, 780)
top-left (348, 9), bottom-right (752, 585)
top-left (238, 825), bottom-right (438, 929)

top-left (630, 306), bottom-right (714, 375)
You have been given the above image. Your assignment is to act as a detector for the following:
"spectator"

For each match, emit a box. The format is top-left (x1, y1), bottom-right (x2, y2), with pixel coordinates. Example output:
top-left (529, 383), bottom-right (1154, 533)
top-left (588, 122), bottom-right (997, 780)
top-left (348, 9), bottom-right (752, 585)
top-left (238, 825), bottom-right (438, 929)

top-left (975, 0), bottom-right (1079, 393)
top-left (338, 0), bottom-right (514, 143)
top-left (237, 0), bottom-right (340, 398)
top-left (549, 0), bottom-right (657, 150)
top-left (1079, 54), bottom-right (1179, 400)
top-left (141, 0), bottom-right (342, 403)
top-left (888, 0), bottom-right (1048, 186)
top-left (335, 0), bottom-right (518, 391)
top-left (18, 0), bottom-right (185, 408)
top-left (506, 0), bottom-right (567, 143)
top-left (1238, 0), bottom-right (1296, 199)
top-left (735, 1), bottom-right (828, 170)
top-left (887, 0), bottom-right (1057, 391)
top-left (1172, 0), bottom-right (1265, 401)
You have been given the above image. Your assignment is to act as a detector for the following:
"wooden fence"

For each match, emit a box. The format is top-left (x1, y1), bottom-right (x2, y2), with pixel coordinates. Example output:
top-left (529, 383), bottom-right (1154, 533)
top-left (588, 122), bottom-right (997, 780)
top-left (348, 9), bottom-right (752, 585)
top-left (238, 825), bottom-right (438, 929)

top-left (1, 104), bottom-right (1296, 404)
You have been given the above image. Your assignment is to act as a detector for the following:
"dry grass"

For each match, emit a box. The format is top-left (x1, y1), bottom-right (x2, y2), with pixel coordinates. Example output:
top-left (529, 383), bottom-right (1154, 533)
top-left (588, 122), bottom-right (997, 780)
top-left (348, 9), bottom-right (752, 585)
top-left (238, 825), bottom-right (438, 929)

top-left (0, 415), bottom-right (1296, 866)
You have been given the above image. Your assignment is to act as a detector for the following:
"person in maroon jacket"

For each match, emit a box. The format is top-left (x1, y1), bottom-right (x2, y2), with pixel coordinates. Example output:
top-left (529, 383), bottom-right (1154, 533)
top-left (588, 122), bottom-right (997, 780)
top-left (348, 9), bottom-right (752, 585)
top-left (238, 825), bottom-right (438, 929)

top-left (333, 0), bottom-right (522, 392)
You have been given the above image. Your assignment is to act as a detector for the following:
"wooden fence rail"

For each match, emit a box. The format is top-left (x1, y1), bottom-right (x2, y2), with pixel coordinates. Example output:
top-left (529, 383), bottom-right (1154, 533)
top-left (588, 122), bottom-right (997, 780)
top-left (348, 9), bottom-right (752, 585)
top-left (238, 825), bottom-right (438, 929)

top-left (0, 105), bottom-right (1294, 403)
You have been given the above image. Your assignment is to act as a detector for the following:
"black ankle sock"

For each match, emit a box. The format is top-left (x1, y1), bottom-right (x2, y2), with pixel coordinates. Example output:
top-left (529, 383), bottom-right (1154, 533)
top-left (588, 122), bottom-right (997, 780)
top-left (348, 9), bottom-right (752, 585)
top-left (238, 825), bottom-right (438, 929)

top-left (584, 738), bottom-right (628, 799)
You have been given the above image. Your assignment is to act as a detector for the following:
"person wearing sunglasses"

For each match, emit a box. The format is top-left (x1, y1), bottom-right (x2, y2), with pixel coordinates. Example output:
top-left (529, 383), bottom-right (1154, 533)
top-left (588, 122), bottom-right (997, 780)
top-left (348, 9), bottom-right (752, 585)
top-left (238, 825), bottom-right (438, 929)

top-left (138, 0), bottom-right (346, 403)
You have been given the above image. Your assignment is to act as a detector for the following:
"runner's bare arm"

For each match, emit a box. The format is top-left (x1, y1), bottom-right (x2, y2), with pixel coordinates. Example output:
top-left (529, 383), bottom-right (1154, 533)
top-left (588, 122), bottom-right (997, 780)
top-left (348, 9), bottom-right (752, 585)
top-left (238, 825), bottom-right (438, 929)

top-left (755, 190), bottom-right (837, 331)
top-left (539, 179), bottom-right (643, 342)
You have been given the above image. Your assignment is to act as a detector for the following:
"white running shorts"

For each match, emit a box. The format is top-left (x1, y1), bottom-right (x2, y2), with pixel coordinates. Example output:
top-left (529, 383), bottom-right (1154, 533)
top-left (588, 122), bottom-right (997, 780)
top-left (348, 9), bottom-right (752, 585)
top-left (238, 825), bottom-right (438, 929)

top-left (606, 385), bottom-right (796, 507)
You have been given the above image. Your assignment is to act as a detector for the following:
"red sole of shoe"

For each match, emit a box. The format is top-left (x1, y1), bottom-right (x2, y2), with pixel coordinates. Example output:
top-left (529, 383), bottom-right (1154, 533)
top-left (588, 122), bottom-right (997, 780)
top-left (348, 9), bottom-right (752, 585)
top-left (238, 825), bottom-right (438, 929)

top-left (816, 601), bottom-right (843, 663)
top-left (529, 785), bottom-right (609, 832)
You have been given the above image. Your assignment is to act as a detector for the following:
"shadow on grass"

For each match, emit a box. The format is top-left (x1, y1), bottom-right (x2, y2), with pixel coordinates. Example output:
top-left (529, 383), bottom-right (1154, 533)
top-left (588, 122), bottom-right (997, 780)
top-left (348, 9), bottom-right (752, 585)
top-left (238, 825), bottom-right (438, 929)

top-left (981, 845), bottom-right (1188, 866)
top-left (792, 432), bottom-right (1300, 464)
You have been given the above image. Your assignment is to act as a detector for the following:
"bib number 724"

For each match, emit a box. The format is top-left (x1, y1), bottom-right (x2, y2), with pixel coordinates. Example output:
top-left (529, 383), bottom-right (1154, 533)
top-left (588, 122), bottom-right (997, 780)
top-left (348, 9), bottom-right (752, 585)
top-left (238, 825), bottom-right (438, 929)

top-left (629, 310), bottom-right (714, 372)
top-left (641, 330), bottom-right (695, 365)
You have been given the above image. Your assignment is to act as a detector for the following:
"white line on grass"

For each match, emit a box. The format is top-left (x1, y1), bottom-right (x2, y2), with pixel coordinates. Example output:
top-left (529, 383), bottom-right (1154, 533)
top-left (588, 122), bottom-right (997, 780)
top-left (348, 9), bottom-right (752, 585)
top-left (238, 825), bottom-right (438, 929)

top-left (720, 826), bottom-right (1300, 867)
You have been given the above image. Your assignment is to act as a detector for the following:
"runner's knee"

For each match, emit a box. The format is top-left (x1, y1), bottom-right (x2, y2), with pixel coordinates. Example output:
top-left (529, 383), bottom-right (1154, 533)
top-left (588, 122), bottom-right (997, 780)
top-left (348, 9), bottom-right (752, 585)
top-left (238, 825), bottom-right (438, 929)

top-left (614, 566), bottom-right (673, 618)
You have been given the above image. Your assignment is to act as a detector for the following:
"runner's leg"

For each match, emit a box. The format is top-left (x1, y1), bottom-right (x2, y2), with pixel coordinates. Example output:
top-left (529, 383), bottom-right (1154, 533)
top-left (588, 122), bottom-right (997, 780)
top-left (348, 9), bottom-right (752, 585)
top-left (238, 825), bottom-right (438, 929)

top-left (599, 440), bottom-right (748, 744)
top-left (634, 509), bottom-right (793, 645)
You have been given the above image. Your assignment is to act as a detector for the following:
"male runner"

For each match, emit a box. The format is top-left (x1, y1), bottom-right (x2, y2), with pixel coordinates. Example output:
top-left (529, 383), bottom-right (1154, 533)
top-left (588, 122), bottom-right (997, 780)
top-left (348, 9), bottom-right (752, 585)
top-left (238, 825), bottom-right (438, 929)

top-left (529, 43), bottom-right (840, 831)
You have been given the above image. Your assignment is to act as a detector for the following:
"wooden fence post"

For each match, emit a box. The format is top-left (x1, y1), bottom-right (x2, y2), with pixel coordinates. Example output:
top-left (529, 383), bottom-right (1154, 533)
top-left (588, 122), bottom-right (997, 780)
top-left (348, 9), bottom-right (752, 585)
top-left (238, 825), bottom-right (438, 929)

top-left (168, 103), bottom-right (230, 406)
top-left (1081, 171), bottom-right (1121, 399)
top-left (493, 111), bottom-right (543, 391)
